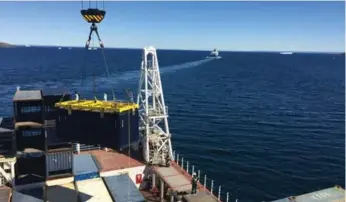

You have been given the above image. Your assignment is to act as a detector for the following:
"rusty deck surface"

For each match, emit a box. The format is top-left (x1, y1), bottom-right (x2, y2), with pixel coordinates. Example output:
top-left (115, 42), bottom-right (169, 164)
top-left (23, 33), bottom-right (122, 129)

top-left (80, 150), bottom-right (144, 172)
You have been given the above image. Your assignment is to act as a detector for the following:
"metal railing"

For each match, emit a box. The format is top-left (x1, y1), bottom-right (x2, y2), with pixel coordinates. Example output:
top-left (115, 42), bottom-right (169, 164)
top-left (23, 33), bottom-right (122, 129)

top-left (173, 150), bottom-right (239, 202)
top-left (73, 143), bottom-right (101, 153)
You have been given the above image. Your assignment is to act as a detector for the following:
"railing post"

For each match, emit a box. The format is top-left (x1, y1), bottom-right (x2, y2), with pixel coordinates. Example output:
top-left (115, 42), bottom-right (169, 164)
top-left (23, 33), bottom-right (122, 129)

top-left (76, 143), bottom-right (80, 154)
top-left (181, 158), bottom-right (184, 169)
top-left (211, 180), bottom-right (214, 195)
top-left (226, 192), bottom-right (229, 202)
top-left (192, 165), bottom-right (195, 175)
top-left (177, 154), bottom-right (179, 165)
top-left (187, 161), bottom-right (189, 173)
top-left (204, 175), bottom-right (207, 190)
top-left (197, 170), bottom-right (200, 182)
top-left (218, 186), bottom-right (221, 200)
top-left (173, 151), bottom-right (175, 161)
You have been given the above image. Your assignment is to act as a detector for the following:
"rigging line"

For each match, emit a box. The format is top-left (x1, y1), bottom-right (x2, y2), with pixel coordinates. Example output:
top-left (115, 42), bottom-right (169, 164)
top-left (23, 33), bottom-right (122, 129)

top-left (81, 49), bottom-right (88, 88)
top-left (127, 109), bottom-right (131, 200)
top-left (100, 47), bottom-right (116, 100)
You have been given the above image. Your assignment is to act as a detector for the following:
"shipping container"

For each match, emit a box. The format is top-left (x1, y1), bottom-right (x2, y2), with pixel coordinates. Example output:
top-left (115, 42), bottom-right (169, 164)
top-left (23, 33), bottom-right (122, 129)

top-left (42, 87), bottom-right (71, 120)
top-left (46, 126), bottom-right (60, 145)
top-left (13, 90), bottom-right (44, 124)
top-left (55, 100), bottom-right (140, 151)
top-left (0, 186), bottom-right (11, 202)
top-left (75, 178), bottom-right (113, 202)
top-left (46, 182), bottom-right (78, 202)
top-left (11, 187), bottom-right (44, 202)
top-left (103, 174), bottom-right (146, 202)
top-left (15, 122), bottom-right (47, 152)
top-left (46, 150), bottom-right (73, 178)
top-left (0, 117), bottom-right (14, 130)
top-left (15, 153), bottom-right (46, 185)
top-left (73, 154), bottom-right (99, 181)
top-left (0, 127), bottom-right (16, 157)
top-left (271, 186), bottom-right (345, 202)
top-left (48, 142), bottom-right (72, 151)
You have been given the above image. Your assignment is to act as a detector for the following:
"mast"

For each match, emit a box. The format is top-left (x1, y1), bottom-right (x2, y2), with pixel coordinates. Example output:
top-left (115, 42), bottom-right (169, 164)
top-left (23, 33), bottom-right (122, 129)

top-left (137, 46), bottom-right (173, 166)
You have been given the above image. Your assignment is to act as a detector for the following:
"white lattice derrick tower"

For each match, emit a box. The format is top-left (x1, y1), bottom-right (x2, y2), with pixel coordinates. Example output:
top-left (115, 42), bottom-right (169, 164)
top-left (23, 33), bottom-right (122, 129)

top-left (0, 157), bottom-right (16, 186)
top-left (137, 46), bottom-right (173, 166)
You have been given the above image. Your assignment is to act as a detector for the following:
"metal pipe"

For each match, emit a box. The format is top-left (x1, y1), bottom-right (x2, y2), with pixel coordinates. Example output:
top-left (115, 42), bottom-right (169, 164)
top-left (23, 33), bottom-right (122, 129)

top-left (204, 175), bottom-right (207, 190)
top-left (192, 165), bottom-right (195, 175)
top-left (177, 154), bottom-right (179, 165)
top-left (160, 179), bottom-right (164, 200)
top-left (226, 192), bottom-right (229, 202)
top-left (152, 173), bottom-right (156, 188)
top-left (187, 161), bottom-right (189, 173)
top-left (198, 170), bottom-right (200, 182)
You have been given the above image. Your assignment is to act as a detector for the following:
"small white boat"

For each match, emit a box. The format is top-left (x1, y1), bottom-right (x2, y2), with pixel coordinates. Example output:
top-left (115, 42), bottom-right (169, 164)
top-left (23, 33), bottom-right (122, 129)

top-left (206, 48), bottom-right (222, 59)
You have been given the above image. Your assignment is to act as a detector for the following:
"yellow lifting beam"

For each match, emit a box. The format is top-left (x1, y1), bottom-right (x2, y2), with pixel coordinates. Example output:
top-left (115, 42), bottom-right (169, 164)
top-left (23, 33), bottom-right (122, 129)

top-left (55, 100), bottom-right (138, 113)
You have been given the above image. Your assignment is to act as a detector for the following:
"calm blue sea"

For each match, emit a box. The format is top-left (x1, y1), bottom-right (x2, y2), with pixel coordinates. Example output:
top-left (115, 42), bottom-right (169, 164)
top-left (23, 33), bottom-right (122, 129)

top-left (0, 47), bottom-right (344, 201)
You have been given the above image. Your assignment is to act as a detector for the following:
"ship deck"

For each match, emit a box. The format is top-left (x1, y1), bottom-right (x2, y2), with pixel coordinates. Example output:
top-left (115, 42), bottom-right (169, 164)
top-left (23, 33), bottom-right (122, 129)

top-left (81, 149), bottom-right (144, 173)
top-left (152, 161), bottom-right (219, 201)
top-left (80, 149), bottom-right (219, 202)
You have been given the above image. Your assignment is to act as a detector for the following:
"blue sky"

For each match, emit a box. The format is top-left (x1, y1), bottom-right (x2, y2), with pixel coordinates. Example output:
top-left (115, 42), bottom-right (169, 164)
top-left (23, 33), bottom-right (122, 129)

top-left (0, 1), bottom-right (344, 52)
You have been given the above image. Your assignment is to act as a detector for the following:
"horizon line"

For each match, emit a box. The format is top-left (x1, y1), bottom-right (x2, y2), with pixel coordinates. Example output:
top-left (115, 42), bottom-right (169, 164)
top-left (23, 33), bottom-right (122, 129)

top-left (2, 43), bottom-right (344, 54)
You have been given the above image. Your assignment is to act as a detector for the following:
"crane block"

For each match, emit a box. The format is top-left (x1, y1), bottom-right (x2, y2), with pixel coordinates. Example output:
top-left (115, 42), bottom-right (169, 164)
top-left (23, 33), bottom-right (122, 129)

top-left (81, 8), bottom-right (106, 23)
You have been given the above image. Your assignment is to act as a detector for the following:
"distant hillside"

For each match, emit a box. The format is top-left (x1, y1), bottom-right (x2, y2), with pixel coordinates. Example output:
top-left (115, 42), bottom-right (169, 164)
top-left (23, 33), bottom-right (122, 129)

top-left (0, 42), bottom-right (15, 47)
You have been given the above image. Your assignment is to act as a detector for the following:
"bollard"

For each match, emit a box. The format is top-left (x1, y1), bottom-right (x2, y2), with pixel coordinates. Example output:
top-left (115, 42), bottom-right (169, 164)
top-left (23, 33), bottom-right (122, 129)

top-left (192, 166), bottom-right (195, 175)
top-left (173, 151), bottom-right (176, 161)
top-left (204, 175), bottom-right (207, 190)
top-left (226, 192), bottom-right (229, 202)
top-left (187, 161), bottom-right (189, 173)
top-left (198, 170), bottom-right (200, 181)
top-left (211, 180), bottom-right (214, 195)
top-left (181, 158), bottom-right (184, 169)
top-left (177, 154), bottom-right (179, 165)
top-left (218, 186), bottom-right (221, 200)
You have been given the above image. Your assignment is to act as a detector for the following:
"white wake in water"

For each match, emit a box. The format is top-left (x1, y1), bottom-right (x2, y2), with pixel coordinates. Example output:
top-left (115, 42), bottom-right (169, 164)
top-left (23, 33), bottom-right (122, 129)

top-left (69, 58), bottom-right (213, 90)
top-left (0, 58), bottom-right (213, 101)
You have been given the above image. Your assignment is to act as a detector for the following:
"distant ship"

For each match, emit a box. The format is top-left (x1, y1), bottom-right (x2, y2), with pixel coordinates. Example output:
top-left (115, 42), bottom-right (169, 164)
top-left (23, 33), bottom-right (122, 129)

top-left (280, 51), bottom-right (293, 55)
top-left (206, 48), bottom-right (222, 59)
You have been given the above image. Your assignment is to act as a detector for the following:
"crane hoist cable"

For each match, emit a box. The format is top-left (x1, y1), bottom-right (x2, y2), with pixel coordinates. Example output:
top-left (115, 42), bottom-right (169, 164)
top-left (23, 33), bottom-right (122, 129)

top-left (80, 0), bottom-right (116, 100)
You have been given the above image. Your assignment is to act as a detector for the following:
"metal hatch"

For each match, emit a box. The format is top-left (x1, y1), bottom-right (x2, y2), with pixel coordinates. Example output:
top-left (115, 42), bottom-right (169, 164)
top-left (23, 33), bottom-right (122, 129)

top-left (103, 174), bottom-right (145, 202)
